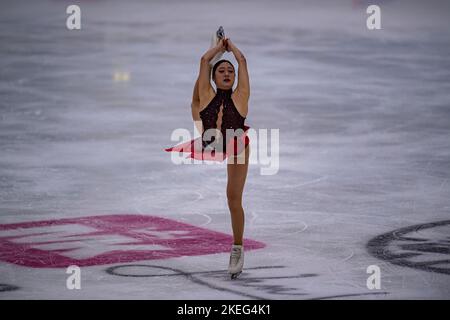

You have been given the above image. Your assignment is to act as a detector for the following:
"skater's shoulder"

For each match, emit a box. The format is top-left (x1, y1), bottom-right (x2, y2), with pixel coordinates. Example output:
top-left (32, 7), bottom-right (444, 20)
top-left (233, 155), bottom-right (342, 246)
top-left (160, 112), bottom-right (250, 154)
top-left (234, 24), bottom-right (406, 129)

top-left (199, 87), bottom-right (216, 113)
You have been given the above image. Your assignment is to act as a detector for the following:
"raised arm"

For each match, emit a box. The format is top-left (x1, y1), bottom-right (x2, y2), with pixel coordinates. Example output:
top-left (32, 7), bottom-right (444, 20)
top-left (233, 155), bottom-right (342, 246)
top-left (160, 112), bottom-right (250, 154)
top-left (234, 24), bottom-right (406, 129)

top-left (226, 38), bottom-right (250, 101)
top-left (191, 77), bottom-right (204, 134)
top-left (198, 39), bottom-right (227, 101)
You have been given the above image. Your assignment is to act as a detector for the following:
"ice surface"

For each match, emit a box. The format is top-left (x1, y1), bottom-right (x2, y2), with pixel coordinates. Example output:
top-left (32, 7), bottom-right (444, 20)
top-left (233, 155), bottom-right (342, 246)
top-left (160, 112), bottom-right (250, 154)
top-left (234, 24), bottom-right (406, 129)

top-left (0, 0), bottom-right (449, 299)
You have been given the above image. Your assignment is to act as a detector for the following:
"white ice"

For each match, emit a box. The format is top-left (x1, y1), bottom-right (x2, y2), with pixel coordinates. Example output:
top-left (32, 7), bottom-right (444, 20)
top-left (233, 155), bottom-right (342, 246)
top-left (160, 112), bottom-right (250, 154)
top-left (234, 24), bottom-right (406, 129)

top-left (0, 0), bottom-right (450, 299)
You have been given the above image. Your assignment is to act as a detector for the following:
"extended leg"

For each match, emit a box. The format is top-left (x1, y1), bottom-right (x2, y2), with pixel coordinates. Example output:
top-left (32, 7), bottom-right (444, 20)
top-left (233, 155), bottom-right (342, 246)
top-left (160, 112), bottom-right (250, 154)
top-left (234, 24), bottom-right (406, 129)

top-left (226, 145), bottom-right (250, 279)
top-left (226, 144), bottom-right (250, 245)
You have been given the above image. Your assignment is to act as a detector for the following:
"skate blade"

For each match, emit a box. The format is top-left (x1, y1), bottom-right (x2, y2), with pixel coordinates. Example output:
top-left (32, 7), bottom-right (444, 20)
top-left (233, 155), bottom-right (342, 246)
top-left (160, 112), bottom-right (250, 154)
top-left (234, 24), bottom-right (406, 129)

top-left (230, 271), bottom-right (242, 280)
top-left (216, 26), bottom-right (225, 39)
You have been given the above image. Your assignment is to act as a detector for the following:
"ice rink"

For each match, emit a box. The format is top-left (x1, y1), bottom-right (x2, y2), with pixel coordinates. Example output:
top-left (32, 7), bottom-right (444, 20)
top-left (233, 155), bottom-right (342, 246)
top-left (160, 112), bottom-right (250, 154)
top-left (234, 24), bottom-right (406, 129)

top-left (1, 0), bottom-right (449, 299)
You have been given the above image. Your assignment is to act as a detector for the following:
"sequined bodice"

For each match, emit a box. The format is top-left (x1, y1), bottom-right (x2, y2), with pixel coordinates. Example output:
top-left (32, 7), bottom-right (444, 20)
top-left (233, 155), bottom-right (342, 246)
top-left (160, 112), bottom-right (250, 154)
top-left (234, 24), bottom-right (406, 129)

top-left (199, 88), bottom-right (246, 149)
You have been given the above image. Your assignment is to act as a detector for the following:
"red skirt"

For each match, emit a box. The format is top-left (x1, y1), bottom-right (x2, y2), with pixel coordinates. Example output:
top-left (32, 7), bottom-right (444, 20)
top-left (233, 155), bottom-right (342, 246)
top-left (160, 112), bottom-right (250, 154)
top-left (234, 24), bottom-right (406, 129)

top-left (165, 125), bottom-right (250, 162)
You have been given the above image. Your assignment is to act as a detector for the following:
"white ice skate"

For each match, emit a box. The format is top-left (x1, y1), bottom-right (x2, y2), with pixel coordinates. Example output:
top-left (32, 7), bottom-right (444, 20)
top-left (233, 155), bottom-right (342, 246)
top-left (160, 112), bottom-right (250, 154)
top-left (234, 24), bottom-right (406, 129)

top-left (210, 26), bottom-right (225, 67)
top-left (228, 244), bottom-right (244, 279)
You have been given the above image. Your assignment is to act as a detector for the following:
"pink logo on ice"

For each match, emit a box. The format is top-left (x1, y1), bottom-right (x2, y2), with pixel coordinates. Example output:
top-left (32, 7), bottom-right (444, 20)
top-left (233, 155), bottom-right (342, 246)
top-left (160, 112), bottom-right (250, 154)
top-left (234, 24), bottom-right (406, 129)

top-left (0, 215), bottom-right (265, 268)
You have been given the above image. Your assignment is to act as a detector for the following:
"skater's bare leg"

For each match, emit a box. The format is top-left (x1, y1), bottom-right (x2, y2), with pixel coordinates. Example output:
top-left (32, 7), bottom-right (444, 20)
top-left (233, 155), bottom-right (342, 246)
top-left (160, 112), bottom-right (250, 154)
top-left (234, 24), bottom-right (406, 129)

top-left (226, 144), bottom-right (250, 245)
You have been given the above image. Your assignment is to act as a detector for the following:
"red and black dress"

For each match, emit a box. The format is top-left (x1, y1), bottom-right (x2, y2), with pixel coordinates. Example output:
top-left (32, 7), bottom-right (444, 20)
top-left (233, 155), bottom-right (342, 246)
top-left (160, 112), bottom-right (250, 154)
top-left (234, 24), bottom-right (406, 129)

top-left (165, 88), bottom-right (250, 161)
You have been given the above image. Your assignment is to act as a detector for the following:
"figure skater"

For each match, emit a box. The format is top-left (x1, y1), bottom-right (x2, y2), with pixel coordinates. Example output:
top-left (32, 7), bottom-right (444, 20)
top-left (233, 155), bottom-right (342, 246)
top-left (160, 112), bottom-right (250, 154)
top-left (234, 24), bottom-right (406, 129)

top-left (166, 27), bottom-right (250, 279)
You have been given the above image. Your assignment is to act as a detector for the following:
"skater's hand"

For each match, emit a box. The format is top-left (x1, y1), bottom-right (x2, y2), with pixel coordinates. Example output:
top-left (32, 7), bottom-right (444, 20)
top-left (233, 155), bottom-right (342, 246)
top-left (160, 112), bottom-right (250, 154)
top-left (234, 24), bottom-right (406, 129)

top-left (216, 38), bottom-right (227, 53)
top-left (224, 37), bottom-right (233, 52)
top-left (225, 38), bottom-right (246, 64)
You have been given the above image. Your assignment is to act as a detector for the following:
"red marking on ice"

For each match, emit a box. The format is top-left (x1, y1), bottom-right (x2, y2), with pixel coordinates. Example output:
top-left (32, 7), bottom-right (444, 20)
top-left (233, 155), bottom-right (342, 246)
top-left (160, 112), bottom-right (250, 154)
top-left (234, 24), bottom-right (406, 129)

top-left (0, 215), bottom-right (265, 268)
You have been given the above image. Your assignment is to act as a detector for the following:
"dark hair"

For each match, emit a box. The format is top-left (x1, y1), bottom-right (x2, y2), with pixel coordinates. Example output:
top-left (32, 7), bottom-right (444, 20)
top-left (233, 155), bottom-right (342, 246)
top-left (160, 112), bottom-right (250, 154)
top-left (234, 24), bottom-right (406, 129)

top-left (212, 59), bottom-right (235, 80)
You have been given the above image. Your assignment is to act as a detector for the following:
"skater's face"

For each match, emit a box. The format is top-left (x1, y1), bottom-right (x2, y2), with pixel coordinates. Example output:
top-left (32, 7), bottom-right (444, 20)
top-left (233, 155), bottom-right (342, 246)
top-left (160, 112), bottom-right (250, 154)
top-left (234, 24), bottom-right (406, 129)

top-left (213, 61), bottom-right (235, 90)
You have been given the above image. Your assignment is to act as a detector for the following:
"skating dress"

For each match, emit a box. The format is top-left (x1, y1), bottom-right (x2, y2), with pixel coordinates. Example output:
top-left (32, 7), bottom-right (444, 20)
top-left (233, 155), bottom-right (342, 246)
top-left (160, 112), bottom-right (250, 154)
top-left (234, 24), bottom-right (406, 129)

top-left (165, 88), bottom-right (250, 161)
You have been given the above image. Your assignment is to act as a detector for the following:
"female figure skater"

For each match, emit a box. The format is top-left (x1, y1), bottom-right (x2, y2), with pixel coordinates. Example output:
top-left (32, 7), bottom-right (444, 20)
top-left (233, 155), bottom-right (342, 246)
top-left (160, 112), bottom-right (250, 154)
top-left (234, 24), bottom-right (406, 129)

top-left (166, 30), bottom-right (250, 279)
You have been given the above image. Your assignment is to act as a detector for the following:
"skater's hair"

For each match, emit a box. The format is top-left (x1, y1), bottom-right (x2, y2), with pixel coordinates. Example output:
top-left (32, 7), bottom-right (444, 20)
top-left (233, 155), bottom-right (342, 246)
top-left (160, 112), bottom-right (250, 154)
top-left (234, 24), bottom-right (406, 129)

top-left (212, 59), bottom-right (235, 81)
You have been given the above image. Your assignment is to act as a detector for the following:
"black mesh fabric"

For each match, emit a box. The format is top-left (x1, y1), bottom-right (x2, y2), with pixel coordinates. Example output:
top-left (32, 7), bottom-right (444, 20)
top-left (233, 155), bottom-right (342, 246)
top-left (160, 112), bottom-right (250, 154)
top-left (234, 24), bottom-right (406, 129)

top-left (199, 88), bottom-right (246, 152)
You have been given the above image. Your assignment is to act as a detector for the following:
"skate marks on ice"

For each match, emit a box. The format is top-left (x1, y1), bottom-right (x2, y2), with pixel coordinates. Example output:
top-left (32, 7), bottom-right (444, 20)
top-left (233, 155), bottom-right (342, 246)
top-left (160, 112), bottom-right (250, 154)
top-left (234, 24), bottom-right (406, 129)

top-left (0, 284), bottom-right (19, 292)
top-left (368, 220), bottom-right (450, 275)
top-left (106, 264), bottom-right (388, 300)
top-left (106, 265), bottom-right (308, 299)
